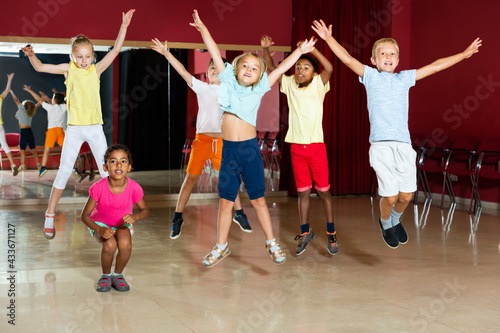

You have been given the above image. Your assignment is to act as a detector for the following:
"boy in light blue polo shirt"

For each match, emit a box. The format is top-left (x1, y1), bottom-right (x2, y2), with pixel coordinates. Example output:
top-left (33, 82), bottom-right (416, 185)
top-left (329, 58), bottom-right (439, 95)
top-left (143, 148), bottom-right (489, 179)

top-left (312, 19), bottom-right (482, 248)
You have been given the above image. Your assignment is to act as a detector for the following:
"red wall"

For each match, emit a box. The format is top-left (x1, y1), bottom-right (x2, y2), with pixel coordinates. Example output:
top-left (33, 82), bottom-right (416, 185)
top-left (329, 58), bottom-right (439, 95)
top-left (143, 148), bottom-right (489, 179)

top-left (1, 0), bottom-right (292, 47)
top-left (407, 0), bottom-right (500, 203)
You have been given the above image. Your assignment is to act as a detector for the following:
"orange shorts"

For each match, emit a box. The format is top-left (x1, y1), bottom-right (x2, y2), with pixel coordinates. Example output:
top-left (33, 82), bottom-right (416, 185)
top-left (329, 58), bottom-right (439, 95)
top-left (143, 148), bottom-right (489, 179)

top-left (186, 133), bottom-right (223, 175)
top-left (45, 127), bottom-right (65, 148)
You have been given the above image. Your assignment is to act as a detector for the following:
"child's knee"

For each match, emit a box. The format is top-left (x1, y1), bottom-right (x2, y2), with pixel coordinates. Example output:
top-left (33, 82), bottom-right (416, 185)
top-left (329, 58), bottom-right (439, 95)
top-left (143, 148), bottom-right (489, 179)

top-left (298, 189), bottom-right (312, 198)
top-left (398, 192), bottom-right (413, 204)
top-left (102, 240), bottom-right (117, 254)
top-left (317, 190), bottom-right (332, 199)
top-left (382, 195), bottom-right (398, 206)
top-left (251, 196), bottom-right (267, 209)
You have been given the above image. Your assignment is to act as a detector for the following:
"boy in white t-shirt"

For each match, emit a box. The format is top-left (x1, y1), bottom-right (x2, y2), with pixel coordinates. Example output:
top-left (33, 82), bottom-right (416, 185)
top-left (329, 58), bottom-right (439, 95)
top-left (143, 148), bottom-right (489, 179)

top-left (313, 19), bottom-right (481, 248)
top-left (24, 87), bottom-right (67, 178)
top-left (151, 38), bottom-right (252, 239)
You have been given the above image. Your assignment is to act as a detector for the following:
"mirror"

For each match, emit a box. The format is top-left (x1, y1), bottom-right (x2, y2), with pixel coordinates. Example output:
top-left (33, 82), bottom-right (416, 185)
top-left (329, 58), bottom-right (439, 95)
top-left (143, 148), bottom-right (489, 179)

top-left (0, 42), bottom-right (288, 200)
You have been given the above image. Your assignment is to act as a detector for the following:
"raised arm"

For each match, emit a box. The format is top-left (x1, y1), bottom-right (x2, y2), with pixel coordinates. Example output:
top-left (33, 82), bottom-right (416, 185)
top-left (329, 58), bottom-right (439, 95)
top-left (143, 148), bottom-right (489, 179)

top-left (9, 89), bottom-right (20, 106)
top-left (0, 74), bottom-right (14, 99)
top-left (415, 38), bottom-right (482, 81)
top-left (190, 10), bottom-right (225, 73)
top-left (21, 46), bottom-right (69, 75)
top-left (95, 9), bottom-right (135, 76)
top-left (261, 35), bottom-right (277, 72)
top-left (39, 91), bottom-right (52, 103)
top-left (267, 38), bottom-right (316, 88)
top-left (23, 85), bottom-right (43, 104)
top-left (312, 19), bottom-right (364, 77)
top-left (151, 38), bottom-right (193, 86)
top-left (310, 47), bottom-right (333, 85)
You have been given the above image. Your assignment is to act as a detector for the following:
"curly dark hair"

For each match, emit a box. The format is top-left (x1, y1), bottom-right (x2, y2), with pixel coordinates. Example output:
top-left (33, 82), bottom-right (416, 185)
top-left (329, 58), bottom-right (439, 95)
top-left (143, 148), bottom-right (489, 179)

top-left (297, 54), bottom-right (319, 73)
top-left (103, 144), bottom-right (132, 166)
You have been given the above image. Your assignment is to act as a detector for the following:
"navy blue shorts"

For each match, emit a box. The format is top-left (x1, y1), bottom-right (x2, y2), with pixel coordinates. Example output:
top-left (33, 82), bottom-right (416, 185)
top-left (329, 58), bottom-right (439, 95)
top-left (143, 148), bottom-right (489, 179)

top-left (218, 137), bottom-right (266, 202)
top-left (19, 128), bottom-right (36, 150)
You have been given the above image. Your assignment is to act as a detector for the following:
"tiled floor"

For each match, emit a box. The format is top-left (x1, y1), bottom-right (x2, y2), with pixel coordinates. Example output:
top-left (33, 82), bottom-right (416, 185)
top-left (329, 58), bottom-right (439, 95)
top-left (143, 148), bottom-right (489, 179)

top-left (0, 171), bottom-right (500, 332)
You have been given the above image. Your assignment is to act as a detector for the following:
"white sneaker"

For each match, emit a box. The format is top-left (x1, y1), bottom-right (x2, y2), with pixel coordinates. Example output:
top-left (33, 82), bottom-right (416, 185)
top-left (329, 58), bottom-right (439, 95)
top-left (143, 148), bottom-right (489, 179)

top-left (18, 165), bottom-right (26, 172)
top-left (11, 165), bottom-right (18, 176)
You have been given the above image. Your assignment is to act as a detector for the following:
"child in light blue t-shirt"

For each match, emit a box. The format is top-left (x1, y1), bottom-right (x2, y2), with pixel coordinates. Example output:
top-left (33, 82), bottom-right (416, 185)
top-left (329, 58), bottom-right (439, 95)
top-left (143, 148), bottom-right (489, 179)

top-left (312, 19), bottom-right (482, 249)
top-left (191, 9), bottom-right (316, 268)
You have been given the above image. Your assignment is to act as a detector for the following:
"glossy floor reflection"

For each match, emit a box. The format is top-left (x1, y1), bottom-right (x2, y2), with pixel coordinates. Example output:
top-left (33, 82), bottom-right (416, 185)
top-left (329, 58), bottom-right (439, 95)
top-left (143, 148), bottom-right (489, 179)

top-left (1, 195), bottom-right (500, 332)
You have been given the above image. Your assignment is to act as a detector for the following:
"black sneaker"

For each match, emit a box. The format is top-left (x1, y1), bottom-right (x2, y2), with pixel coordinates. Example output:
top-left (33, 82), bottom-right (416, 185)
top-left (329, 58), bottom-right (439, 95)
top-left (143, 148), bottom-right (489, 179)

top-left (294, 228), bottom-right (315, 255)
top-left (379, 219), bottom-right (399, 249)
top-left (327, 232), bottom-right (338, 255)
top-left (393, 222), bottom-right (408, 244)
top-left (232, 214), bottom-right (253, 233)
top-left (170, 218), bottom-right (183, 239)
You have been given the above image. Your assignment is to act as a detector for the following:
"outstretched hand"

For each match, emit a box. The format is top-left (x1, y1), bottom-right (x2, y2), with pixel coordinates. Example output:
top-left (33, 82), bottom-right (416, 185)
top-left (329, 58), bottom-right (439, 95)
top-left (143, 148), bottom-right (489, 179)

top-left (122, 9), bottom-right (135, 27)
top-left (463, 37), bottom-right (482, 59)
top-left (298, 38), bottom-right (316, 54)
top-left (311, 19), bottom-right (332, 40)
top-left (23, 85), bottom-right (32, 92)
top-left (261, 35), bottom-right (274, 48)
top-left (151, 38), bottom-right (168, 56)
top-left (189, 10), bottom-right (206, 32)
top-left (7, 73), bottom-right (14, 81)
top-left (21, 46), bottom-right (34, 57)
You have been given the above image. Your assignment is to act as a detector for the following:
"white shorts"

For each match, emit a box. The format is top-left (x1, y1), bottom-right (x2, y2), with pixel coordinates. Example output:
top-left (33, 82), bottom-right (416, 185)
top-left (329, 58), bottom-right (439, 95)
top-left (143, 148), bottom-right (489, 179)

top-left (369, 141), bottom-right (417, 197)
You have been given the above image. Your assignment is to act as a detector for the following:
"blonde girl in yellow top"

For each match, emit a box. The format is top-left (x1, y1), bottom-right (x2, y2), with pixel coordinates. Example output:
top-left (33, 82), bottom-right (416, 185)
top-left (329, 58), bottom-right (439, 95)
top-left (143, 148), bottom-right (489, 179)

top-left (22, 9), bottom-right (135, 240)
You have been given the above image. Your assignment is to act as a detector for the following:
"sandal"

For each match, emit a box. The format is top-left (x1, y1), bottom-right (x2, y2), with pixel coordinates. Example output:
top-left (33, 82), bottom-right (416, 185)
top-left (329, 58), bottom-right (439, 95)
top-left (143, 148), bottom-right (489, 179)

top-left (44, 227), bottom-right (56, 240)
top-left (202, 244), bottom-right (231, 268)
top-left (266, 240), bottom-right (287, 265)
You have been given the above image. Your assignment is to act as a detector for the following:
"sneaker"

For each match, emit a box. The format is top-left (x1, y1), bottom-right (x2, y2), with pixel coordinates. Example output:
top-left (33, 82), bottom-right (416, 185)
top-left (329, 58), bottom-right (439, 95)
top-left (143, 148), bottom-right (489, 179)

top-left (96, 275), bottom-right (112, 292)
top-left (11, 165), bottom-right (18, 176)
top-left (89, 170), bottom-right (96, 181)
top-left (170, 218), bottom-right (183, 239)
top-left (38, 166), bottom-right (47, 178)
top-left (379, 219), bottom-right (399, 249)
top-left (111, 274), bottom-right (130, 292)
top-left (393, 223), bottom-right (408, 244)
top-left (18, 164), bottom-right (26, 172)
top-left (79, 172), bottom-right (88, 183)
top-left (232, 214), bottom-right (253, 233)
top-left (327, 232), bottom-right (339, 255)
top-left (294, 228), bottom-right (315, 255)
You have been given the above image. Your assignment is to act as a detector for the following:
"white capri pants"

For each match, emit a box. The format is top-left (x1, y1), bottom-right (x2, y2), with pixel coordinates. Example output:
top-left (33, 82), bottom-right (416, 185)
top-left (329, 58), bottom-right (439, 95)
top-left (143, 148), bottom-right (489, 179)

top-left (369, 141), bottom-right (417, 197)
top-left (53, 124), bottom-right (109, 189)
top-left (0, 124), bottom-right (11, 154)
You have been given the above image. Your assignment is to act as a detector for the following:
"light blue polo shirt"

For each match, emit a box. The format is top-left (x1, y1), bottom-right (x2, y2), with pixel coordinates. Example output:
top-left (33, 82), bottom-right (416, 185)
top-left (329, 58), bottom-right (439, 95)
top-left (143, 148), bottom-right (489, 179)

top-left (217, 63), bottom-right (271, 127)
top-left (359, 65), bottom-right (416, 143)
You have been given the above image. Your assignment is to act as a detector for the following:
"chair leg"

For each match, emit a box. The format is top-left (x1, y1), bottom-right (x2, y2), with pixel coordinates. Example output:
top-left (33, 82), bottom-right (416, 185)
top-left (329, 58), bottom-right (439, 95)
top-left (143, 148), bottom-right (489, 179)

top-left (422, 172), bottom-right (432, 201)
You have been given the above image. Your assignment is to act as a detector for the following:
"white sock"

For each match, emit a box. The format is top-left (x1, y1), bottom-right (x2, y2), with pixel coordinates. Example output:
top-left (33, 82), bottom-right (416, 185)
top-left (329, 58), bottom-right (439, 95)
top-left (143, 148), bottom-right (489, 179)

top-left (266, 238), bottom-right (286, 263)
top-left (44, 213), bottom-right (55, 236)
top-left (202, 242), bottom-right (228, 266)
top-left (390, 208), bottom-right (403, 226)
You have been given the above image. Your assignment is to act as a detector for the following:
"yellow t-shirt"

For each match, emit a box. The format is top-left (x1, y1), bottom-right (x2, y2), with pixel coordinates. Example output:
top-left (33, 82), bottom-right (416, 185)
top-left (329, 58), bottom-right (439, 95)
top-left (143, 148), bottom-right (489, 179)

top-left (281, 74), bottom-right (330, 144)
top-left (65, 62), bottom-right (103, 125)
top-left (0, 97), bottom-right (3, 125)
